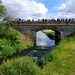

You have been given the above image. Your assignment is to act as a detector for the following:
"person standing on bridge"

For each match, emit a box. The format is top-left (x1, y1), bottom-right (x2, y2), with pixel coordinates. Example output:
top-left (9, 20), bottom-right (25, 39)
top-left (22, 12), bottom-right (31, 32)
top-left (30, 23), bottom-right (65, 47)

top-left (17, 18), bottom-right (21, 25)
top-left (57, 18), bottom-right (61, 22)
top-left (65, 18), bottom-right (68, 22)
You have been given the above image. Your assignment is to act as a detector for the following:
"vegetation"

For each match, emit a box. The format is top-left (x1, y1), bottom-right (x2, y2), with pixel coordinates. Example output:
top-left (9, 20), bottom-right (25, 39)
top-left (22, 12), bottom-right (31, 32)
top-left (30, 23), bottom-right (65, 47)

top-left (45, 32), bottom-right (55, 40)
top-left (0, 57), bottom-right (41, 75)
top-left (0, 0), bottom-right (6, 16)
top-left (3, 16), bottom-right (14, 21)
top-left (41, 33), bottom-right (75, 75)
top-left (0, 22), bottom-right (33, 57)
top-left (0, 31), bottom-right (75, 75)
top-left (43, 30), bottom-right (55, 40)
top-left (0, 18), bottom-right (75, 75)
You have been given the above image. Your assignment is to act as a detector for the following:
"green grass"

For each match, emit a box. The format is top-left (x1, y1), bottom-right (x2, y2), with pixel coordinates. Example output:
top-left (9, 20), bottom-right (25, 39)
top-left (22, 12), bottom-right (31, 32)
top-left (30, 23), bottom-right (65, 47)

top-left (0, 57), bottom-right (41, 75)
top-left (1, 22), bottom-right (75, 75)
top-left (41, 33), bottom-right (75, 75)
top-left (44, 32), bottom-right (55, 40)
top-left (0, 23), bottom-right (34, 57)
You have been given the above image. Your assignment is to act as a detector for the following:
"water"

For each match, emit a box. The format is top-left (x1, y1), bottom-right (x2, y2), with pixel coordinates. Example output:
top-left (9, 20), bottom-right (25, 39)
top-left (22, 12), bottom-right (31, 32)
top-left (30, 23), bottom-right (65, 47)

top-left (13, 31), bottom-right (55, 62)
top-left (0, 31), bottom-right (55, 64)
top-left (27, 31), bottom-right (55, 62)
top-left (36, 31), bottom-right (55, 47)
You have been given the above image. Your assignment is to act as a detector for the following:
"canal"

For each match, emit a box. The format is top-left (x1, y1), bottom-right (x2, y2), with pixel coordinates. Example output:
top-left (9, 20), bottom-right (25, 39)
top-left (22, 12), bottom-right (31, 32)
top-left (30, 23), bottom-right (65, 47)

top-left (0, 31), bottom-right (55, 64)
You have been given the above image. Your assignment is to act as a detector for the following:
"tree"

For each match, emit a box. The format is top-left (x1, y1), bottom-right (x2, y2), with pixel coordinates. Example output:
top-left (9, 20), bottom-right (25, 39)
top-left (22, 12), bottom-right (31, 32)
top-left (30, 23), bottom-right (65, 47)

top-left (3, 16), bottom-right (12, 21)
top-left (0, 0), bottom-right (6, 16)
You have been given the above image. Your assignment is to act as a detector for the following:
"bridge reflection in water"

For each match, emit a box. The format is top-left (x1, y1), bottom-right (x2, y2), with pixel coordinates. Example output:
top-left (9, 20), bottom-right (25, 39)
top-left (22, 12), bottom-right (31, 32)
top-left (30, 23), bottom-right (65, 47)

top-left (36, 31), bottom-right (55, 47)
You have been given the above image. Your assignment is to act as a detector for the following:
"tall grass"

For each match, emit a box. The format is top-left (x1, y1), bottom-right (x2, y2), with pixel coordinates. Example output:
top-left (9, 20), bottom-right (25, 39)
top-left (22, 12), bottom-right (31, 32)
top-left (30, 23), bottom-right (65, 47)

top-left (41, 33), bottom-right (75, 75)
top-left (0, 57), bottom-right (41, 75)
top-left (0, 23), bottom-right (34, 57)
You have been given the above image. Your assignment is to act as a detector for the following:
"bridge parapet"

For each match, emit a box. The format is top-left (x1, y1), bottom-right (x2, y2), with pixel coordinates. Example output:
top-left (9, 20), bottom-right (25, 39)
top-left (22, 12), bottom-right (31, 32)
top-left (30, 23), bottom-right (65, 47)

top-left (13, 21), bottom-right (75, 25)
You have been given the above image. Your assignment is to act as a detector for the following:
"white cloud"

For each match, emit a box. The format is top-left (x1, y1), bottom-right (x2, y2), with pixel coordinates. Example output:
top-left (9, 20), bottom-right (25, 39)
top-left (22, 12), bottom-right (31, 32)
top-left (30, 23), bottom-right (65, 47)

top-left (57, 3), bottom-right (66, 12)
top-left (55, 0), bottom-right (75, 18)
top-left (2, 0), bottom-right (48, 18)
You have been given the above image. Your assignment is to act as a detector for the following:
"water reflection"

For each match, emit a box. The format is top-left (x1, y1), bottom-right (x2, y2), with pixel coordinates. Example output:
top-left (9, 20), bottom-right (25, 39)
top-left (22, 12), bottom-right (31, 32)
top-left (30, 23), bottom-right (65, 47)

top-left (36, 31), bottom-right (55, 47)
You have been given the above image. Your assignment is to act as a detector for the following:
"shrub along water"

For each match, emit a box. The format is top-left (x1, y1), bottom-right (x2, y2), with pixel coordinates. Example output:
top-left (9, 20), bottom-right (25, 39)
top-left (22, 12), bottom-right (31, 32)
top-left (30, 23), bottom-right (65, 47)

top-left (0, 22), bottom-right (34, 57)
top-left (45, 32), bottom-right (55, 40)
top-left (0, 57), bottom-right (41, 75)
top-left (43, 30), bottom-right (55, 40)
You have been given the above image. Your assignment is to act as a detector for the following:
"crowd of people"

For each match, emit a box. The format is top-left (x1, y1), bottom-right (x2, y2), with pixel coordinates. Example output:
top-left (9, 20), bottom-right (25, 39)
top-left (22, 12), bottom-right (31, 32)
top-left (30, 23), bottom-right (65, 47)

top-left (12, 18), bottom-right (75, 23)
top-left (3, 18), bottom-right (75, 24)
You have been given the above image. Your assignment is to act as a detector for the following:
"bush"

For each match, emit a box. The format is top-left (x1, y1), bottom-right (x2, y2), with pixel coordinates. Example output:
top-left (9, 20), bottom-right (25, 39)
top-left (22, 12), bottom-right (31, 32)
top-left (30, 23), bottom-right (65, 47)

top-left (0, 23), bottom-right (24, 56)
top-left (0, 57), bottom-right (41, 75)
top-left (13, 42), bottom-right (25, 52)
top-left (0, 23), bottom-right (34, 57)
top-left (38, 52), bottom-right (53, 67)
top-left (1, 45), bottom-right (14, 56)
top-left (46, 32), bottom-right (55, 40)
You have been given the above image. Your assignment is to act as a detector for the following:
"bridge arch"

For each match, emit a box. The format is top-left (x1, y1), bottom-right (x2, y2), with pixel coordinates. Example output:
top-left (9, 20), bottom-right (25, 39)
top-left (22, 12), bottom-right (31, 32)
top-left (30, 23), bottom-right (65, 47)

top-left (35, 29), bottom-right (61, 45)
top-left (13, 23), bottom-right (75, 46)
top-left (36, 29), bottom-right (55, 47)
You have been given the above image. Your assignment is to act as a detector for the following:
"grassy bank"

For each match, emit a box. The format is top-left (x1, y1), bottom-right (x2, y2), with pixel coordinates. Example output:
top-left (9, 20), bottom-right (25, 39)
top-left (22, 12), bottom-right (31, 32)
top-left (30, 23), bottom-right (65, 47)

top-left (0, 23), bottom-right (75, 75)
top-left (18, 31), bottom-right (34, 49)
top-left (0, 23), bottom-right (34, 57)
top-left (1, 32), bottom-right (75, 75)
top-left (41, 33), bottom-right (75, 75)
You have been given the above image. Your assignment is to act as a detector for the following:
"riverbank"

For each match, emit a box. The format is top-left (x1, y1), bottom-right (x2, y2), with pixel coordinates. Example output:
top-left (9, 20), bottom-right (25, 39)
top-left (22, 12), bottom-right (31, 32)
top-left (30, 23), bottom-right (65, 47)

top-left (0, 25), bottom-right (34, 63)
top-left (0, 23), bottom-right (75, 75)
top-left (41, 32), bottom-right (75, 75)
top-left (0, 32), bottom-right (75, 75)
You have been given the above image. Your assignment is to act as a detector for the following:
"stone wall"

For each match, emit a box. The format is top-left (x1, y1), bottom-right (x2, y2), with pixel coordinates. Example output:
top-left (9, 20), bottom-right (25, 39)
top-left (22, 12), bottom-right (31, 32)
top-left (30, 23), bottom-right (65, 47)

top-left (12, 23), bottom-right (75, 45)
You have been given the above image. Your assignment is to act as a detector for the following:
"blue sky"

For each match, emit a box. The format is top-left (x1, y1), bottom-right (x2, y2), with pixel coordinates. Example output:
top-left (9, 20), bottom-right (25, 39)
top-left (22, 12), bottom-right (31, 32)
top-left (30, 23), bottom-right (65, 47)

top-left (2, 0), bottom-right (75, 19)
top-left (40, 0), bottom-right (65, 18)
top-left (38, 0), bottom-right (64, 8)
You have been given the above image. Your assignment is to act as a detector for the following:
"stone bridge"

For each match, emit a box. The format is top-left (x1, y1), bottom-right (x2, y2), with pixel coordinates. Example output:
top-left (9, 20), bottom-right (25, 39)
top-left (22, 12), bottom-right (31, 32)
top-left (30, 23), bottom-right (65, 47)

top-left (12, 22), bottom-right (75, 45)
